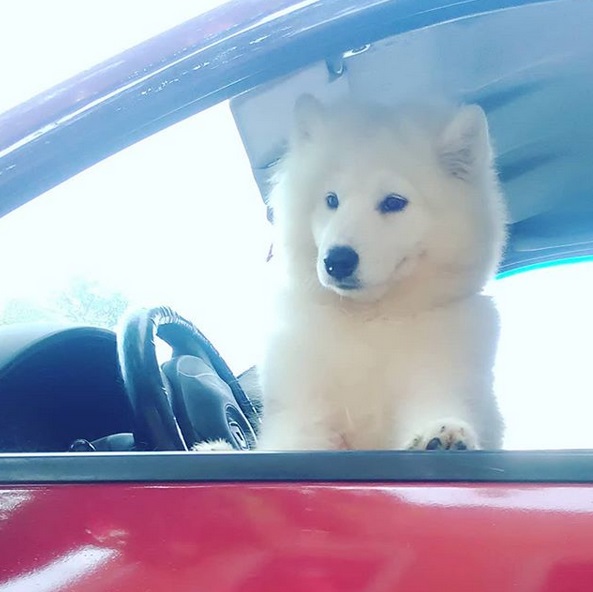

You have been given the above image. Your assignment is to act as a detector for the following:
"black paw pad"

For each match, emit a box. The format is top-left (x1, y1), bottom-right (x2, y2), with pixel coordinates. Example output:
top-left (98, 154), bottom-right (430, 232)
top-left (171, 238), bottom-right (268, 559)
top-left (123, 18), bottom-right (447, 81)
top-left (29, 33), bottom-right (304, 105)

top-left (425, 437), bottom-right (468, 451)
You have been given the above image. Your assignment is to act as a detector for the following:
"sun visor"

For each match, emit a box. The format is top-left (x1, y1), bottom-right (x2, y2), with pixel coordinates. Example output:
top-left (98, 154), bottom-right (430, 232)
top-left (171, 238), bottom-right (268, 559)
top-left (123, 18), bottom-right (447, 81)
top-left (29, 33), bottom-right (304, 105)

top-left (230, 61), bottom-right (351, 212)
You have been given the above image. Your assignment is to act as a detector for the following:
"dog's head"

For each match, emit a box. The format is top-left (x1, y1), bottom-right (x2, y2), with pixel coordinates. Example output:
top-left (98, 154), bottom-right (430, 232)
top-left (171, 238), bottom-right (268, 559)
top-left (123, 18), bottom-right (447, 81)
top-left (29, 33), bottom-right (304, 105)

top-left (271, 95), bottom-right (506, 304)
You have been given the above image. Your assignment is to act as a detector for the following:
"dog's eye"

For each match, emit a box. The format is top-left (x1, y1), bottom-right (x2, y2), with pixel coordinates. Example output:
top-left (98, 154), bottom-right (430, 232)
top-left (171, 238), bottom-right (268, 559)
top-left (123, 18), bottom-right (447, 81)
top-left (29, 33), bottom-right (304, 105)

top-left (378, 194), bottom-right (408, 214)
top-left (326, 192), bottom-right (340, 210)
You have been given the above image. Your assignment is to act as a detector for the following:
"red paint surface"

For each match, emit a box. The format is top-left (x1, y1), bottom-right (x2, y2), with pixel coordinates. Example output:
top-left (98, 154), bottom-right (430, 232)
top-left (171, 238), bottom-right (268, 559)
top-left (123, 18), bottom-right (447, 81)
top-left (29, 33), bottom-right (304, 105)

top-left (1, 483), bottom-right (593, 591)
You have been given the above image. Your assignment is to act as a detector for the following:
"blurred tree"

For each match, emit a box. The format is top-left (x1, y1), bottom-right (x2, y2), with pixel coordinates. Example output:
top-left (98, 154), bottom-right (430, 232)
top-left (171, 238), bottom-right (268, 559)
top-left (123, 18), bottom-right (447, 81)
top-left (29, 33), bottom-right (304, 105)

top-left (53, 277), bottom-right (129, 328)
top-left (0, 298), bottom-right (54, 324)
top-left (0, 277), bottom-right (129, 329)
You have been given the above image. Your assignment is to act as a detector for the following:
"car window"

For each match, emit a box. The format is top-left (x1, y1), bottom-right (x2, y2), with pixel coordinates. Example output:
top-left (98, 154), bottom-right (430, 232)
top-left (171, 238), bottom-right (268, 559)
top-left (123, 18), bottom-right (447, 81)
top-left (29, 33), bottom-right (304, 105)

top-left (0, 101), bottom-right (272, 374)
top-left (489, 260), bottom-right (593, 450)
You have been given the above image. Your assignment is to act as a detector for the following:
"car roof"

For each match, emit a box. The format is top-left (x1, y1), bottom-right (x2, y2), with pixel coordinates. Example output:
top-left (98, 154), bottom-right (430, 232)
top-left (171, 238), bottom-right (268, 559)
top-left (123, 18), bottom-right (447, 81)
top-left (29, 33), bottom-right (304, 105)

top-left (1, 0), bottom-right (591, 273)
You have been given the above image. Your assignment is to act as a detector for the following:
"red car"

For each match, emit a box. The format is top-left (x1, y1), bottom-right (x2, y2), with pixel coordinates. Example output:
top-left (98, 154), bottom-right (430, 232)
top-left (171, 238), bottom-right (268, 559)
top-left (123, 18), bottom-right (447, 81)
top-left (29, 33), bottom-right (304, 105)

top-left (1, 1), bottom-right (593, 590)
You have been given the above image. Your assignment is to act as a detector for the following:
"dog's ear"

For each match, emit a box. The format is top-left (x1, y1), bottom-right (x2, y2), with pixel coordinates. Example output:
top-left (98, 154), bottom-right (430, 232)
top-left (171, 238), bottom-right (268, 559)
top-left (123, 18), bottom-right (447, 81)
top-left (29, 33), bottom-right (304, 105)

top-left (293, 94), bottom-right (325, 141)
top-left (438, 105), bottom-right (492, 181)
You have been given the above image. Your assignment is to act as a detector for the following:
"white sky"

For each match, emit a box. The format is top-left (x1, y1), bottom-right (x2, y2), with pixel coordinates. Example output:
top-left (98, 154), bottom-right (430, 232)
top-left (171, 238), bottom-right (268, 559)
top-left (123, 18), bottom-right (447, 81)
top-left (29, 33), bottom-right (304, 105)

top-left (0, 1), bottom-right (592, 450)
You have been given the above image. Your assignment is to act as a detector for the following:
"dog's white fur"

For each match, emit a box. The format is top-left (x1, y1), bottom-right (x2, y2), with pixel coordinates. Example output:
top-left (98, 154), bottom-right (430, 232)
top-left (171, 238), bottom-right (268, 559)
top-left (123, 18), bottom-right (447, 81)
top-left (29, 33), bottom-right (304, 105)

top-left (254, 95), bottom-right (507, 451)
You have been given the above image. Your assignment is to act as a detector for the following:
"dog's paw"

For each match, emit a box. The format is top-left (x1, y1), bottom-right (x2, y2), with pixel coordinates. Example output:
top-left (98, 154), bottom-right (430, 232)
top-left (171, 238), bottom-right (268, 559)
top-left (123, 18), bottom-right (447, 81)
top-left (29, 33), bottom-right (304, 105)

top-left (405, 418), bottom-right (479, 451)
top-left (191, 439), bottom-right (235, 452)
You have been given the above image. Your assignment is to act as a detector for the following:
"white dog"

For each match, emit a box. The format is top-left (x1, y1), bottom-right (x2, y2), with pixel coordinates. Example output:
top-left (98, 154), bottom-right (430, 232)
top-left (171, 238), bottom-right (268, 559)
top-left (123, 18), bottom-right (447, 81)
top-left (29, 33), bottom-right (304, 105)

top-left (253, 95), bottom-right (507, 452)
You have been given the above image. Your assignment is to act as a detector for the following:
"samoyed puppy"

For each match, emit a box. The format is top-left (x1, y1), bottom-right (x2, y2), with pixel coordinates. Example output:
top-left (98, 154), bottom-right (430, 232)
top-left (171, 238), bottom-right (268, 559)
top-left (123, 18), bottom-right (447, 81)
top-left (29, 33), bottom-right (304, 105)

top-left (255, 94), bottom-right (507, 451)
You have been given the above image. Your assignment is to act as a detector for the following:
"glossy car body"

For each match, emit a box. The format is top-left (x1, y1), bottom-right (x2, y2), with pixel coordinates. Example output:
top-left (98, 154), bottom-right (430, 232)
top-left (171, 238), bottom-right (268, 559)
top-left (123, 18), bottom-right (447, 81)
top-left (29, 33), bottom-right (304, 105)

top-left (3, 480), bottom-right (593, 591)
top-left (1, 1), bottom-right (593, 590)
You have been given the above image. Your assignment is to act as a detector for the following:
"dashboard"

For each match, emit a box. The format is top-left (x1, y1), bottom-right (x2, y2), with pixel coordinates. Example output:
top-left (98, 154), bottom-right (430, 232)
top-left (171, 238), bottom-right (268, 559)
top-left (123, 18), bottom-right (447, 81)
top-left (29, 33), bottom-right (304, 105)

top-left (0, 324), bottom-right (132, 452)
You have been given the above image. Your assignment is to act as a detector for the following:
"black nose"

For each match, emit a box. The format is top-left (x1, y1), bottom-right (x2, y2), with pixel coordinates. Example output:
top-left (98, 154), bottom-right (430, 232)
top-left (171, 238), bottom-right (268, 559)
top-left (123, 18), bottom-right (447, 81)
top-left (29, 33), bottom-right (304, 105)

top-left (324, 246), bottom-right (359, 280)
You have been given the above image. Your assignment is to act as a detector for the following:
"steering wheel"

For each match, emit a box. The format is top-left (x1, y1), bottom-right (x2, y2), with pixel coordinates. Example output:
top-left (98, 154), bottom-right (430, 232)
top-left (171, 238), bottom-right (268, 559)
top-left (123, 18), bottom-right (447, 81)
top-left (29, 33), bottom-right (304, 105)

top-left (117, 306), bottom-right (259, 451)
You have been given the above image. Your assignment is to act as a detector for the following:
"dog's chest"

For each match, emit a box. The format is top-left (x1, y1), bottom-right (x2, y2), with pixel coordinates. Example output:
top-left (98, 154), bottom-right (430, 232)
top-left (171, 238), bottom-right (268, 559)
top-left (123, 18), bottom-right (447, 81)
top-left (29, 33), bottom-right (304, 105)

top-left (318, 315), bottom-right (425, 442)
